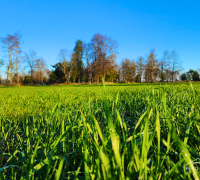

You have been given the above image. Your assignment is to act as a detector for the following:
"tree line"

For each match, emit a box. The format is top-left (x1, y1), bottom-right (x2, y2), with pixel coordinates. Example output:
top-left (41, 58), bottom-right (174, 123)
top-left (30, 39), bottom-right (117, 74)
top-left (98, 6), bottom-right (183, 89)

top-left (0, 32), bottom-right (199, 85)
top-left (0, 32), bottom-right (48, 84)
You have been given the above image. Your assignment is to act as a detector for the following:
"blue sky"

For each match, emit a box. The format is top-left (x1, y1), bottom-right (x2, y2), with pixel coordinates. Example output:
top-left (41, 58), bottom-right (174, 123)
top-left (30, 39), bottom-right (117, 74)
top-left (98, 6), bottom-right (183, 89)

top-left (0, 0), bottom-right (200, 77)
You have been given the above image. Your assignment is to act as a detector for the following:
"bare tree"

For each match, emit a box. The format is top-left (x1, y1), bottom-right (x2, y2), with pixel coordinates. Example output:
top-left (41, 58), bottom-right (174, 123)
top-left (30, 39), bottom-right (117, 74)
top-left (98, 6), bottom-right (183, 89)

top-left (1, 34), bottom-right (16, 83)
top-left (35, 58), bottom-right (46, 84)
top-left (13, 32), bottom-right (22, 83)
top-left (197, 68), bottom-right (200, 77)
top-left (160, 50), bottom-right (170, 82)
top-left (136, 56), bottom-right (145, 83)
top-left (58, 49), bottom-right (70, 83)
top-left (0, 59), bottom-right (3, 84)
top-left (145, 50), bottom-right (159, 82)
top-left (0, 59), bottom-right (3, 72)
top-left (90, 33), bottom-right (118, 82)
top-left (20, 69), bottom-right (27, 82)
top-left (24, 50), bottom-right (37, 84)
top-left (153, 61), bottom-right (160, 81)
top-left (121, 58), bottom-right (136, 82)
top-left (168, 50), bottom-right (182, 82)
top-left (43, 69), bottom-right (50, 84)
top-left (117, 67), bottom-right (122, 83)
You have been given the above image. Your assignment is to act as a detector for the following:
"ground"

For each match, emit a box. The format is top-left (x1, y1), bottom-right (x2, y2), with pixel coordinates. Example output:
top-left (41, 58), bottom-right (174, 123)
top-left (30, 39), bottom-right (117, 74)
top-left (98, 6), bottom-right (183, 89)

top-left (0, 82), bottom-right (200, 179)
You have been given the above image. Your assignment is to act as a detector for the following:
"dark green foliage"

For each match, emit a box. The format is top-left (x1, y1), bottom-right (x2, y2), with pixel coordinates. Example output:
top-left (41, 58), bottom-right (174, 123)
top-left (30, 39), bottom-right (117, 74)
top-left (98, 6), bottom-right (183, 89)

top-left (49, 72), bottom-right (57, 84)
top-left (187, 69), bottom-right (194, 80)
top-left (70, 40), bottom-right (84, 83)
top-left (186, 69), bottom-right (199, 81)
top-left (105, 66), bottom-right (118, 82)
top-left (180, 73), bottom-right (187, 81)
top-left (193, 71), bottom-right (199, 81)
top-left (51, 62), bottom-right (66, 83)
top-left (23, 75), bottom-right (32, 84)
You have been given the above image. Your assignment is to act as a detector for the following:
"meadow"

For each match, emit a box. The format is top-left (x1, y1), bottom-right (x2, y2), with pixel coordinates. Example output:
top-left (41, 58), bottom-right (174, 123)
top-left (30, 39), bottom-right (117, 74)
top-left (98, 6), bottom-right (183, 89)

top-left (0, 82), bottom-right (200, 180)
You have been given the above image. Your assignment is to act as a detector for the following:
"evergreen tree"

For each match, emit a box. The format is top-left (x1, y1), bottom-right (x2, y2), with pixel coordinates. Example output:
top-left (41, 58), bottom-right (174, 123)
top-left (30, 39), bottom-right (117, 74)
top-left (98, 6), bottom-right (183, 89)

top-left (187, 69), bottom-right (194, 80)
top-left (70, 52), bottom-right (79, 83)
top-left (70, 40), bottom-right (84, 83)
top-left (51, 62), bottom-right (66, 83)
top-left (180, 73), bottom-right (187, 81)
top-left (193, 71), bottom-right (199, 81)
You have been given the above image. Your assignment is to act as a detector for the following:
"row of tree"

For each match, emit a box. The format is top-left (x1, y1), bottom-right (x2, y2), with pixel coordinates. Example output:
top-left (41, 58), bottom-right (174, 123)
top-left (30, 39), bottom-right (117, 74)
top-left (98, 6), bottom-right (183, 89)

top-left (0, 32), bottom-right (199, 84)
top-left (119, 49), bottom-right (182, 83)
top-left (49, 34), bottom-right (185, 84)
top-left (180, 69), bottom-right (200, 81)
top-left (0, 32), bottom-right (49, 84)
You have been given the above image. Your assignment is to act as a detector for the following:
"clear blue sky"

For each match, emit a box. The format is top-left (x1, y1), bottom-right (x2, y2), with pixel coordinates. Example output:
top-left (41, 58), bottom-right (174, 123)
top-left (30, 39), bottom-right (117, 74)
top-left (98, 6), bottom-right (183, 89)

top-left (0, 0), bottom-right (200, 78)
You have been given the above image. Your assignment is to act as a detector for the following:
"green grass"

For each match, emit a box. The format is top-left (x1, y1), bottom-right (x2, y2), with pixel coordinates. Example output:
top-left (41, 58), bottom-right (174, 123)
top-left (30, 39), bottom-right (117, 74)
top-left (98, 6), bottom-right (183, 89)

top-left (0, 82), bottom-right (200, 179)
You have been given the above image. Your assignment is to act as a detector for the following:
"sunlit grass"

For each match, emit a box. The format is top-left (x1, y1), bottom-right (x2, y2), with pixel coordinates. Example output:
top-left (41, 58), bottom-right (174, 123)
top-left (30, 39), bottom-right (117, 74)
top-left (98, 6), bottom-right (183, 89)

top-left (0, 82), bottom-right (200, 179)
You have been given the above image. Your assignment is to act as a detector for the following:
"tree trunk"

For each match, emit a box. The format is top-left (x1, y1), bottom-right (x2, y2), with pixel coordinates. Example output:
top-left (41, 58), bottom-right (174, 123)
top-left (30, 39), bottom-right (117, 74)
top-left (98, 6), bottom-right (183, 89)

top-left (16, 48), bottom-right (19, 83)
top-left (7, 67), bottom-right (9, 83)
top-left (7, 51), bottom-right (12, 83)
top-left (16, 63), bottom-right (19, 83)
top-left (31, 69), bottom-right (33, 85)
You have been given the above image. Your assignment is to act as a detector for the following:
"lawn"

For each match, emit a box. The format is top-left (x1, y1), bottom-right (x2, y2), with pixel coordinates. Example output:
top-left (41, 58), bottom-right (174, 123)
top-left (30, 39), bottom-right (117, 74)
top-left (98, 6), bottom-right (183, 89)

top-left (0, 82), bottom-right (200, 179)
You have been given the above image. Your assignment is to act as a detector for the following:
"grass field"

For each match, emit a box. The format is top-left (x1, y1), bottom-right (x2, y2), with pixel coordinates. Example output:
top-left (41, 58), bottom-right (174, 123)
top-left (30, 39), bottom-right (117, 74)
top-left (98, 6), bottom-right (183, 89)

top-left (0, 82), bottom-right (200, 179)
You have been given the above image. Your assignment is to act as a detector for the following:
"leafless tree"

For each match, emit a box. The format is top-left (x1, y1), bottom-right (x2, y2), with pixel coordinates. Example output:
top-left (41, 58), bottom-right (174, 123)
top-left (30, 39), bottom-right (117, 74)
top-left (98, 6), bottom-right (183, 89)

top-left (1, 34), bottom-right (16, 83)
top-left (24, 50), bottom-right (37, 84)
top-left (43, 69), bottom-right (50, 84)
top-left (35, 58), bottom-right (46, 84)
top-left (117, 67), bottom-right (122, 83)
top-left (145, 50), bottom-right (159, 82)
top-left (168, 50), bottom-right (182, 82)
top-left (58, 48), bottom-right (70, 83)
top-left (0, 59), bottom-right (3, 72)
top-left (159, 50), bottom-right (170, 82)
top-left (0, 59), bottom-right (3, 83)
top-left (90, 33), bottom-right (118, 82)
top-left (20, 69), bottom-right (27, 82)
top-left (197, 68), bottom-right (200, 76)
top-left (13, 32), bottom-right (22, 83)
top-left (121, 58), bottom-right (136, 82)
top-left (136, 56), bottom-right (145, 82)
